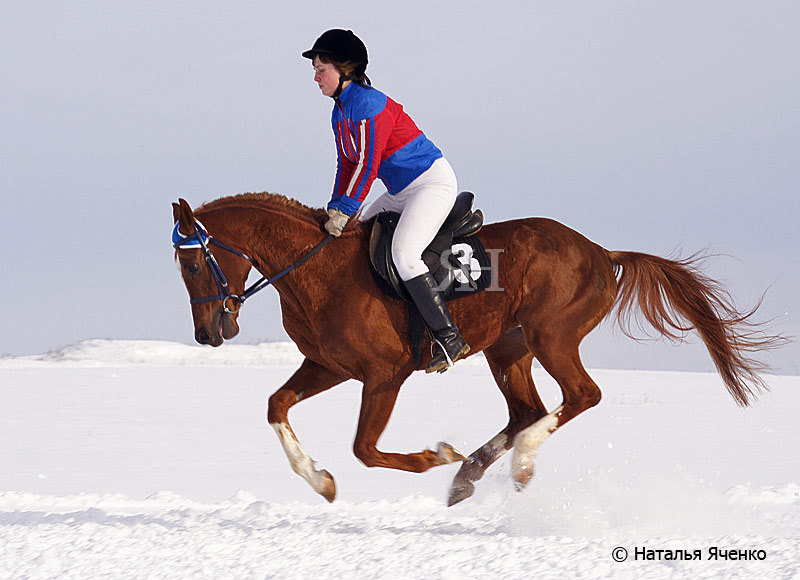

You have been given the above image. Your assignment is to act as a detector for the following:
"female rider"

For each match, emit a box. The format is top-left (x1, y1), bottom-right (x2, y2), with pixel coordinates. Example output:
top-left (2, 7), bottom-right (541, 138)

top-left (302, 29), bottom-right (468, 373)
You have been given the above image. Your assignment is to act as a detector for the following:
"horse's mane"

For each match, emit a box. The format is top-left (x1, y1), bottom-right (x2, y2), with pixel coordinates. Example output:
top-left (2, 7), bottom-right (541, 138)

top-left (197, 192), bottom-right (328, 227)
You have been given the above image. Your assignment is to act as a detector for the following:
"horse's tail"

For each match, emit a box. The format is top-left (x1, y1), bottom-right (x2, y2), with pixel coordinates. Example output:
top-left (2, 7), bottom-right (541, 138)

top-left (607, 250), bottom-right (786, 406)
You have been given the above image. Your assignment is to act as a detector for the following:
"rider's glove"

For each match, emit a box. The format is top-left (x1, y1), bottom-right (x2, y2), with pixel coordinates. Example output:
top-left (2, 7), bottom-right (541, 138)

top-left (324, 208), bottom-right (349, 237)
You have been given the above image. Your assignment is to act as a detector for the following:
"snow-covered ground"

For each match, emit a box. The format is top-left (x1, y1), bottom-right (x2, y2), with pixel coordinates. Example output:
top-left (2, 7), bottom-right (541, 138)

top-left (1, 340), bottom-right (798, 579)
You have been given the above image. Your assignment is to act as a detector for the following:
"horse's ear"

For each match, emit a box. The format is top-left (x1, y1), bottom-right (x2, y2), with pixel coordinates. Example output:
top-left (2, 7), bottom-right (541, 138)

top-left (174, 198), bottom-right (195, 235)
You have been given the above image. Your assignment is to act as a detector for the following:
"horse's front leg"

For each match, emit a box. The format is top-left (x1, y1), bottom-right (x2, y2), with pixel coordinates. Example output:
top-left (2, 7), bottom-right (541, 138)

top-left (267, 357), bottom-right (348, 502)
top-left (352, 378), bottom-right (467, 472)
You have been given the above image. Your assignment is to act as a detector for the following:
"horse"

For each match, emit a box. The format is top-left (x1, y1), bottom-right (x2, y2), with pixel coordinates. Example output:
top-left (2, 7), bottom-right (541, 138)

top-left (171, 193), bottom-right (783, 506)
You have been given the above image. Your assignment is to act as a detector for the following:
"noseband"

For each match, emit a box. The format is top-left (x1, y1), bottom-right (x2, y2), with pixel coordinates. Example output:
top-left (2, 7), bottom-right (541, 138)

top-left (173, 220), bottom-right (332, 313)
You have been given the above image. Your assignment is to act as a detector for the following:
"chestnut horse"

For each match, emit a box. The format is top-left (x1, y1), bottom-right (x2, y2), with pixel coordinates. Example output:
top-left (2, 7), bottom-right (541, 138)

top-left (172, 193), bottom-right (781, 506)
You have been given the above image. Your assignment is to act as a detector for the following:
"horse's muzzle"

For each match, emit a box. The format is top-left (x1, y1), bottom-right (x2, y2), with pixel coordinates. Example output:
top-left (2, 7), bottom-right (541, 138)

top-left (194, 310), bottom-right (239, 346)
top-left (195, 327), bottom-right (222, 346)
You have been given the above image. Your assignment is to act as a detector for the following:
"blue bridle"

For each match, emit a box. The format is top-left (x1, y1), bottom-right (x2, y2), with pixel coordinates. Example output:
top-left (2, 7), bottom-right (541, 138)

top-left (172, 220), bottom-right (332, 313)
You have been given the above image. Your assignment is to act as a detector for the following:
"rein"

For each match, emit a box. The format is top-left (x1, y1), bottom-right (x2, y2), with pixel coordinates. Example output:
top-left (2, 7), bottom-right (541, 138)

top-left (173, 220), bottom-right (333, 313)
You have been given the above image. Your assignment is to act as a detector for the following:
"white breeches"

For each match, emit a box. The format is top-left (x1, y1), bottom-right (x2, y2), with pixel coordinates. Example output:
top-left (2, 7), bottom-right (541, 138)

top-left (360, 157), bottom-right (458, 281)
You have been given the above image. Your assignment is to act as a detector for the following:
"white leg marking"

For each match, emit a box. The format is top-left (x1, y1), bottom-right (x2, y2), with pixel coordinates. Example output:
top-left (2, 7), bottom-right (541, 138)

top-left (472, 432), bottom-right (509, 468)
top-left (270, 422), bottom-right (330, 495)
top-left (436, 441), bottom-right (467, 463)
top-left (510, 406), bottom-right (563, 487)
top-left (487, 433), bottom-right (508, 454)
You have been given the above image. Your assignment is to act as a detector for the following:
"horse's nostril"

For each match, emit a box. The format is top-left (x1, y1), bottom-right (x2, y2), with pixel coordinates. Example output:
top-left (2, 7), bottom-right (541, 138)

top-left (196, 328), bottom-right (211, 344)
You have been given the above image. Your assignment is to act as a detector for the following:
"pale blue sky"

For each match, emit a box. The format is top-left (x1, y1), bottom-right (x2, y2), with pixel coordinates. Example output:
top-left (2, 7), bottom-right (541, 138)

top-left (2, 1), bottom-right (797, 373)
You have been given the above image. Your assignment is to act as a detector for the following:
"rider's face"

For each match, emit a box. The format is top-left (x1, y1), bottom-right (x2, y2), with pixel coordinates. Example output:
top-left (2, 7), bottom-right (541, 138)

top-left (313, 56), bottom-right (344, 98)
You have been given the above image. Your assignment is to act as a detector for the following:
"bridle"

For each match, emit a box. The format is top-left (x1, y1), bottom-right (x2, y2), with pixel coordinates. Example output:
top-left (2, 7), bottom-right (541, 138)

top-left (173, 219), bottom-right (332, 313)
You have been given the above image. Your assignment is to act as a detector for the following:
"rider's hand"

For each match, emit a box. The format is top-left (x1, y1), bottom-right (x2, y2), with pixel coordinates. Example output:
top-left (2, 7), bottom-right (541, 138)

top-left (324, 209), bottom-right (349, 237)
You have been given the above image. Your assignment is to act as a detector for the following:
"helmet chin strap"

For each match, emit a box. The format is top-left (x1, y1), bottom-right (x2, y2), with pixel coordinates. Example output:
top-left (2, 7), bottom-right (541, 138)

top-left (332, 74), bottom-right (351, 99)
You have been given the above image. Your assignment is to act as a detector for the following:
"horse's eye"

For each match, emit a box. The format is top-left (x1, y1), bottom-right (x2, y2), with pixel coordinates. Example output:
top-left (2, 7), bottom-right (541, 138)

top-left (187, 263), bottom-right (200, 274)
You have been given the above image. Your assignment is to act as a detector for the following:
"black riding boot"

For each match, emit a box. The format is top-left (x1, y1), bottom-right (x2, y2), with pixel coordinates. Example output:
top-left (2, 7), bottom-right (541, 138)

top-left (403, 272), bottom-right (470, 373)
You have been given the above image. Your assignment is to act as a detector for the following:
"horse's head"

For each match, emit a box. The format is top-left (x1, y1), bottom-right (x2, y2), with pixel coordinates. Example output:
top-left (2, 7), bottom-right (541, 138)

top-left (172, 198), bottom-right (251, 346)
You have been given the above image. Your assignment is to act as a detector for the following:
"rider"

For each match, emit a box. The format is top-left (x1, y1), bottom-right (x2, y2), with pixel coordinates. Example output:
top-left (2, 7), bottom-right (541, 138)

top-left (302, 29), bottom-right (469, 373)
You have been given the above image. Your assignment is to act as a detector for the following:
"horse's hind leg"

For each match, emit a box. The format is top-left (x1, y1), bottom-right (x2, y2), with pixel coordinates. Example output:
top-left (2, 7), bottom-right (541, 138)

top-left (352, 375), bottom-right (467, 472)
top-left (448, 327), bottom-right (548, 506)
top-left (510, 332), bottom-right (601, 490)
top-left (267, 357), bottom-right (349, 502)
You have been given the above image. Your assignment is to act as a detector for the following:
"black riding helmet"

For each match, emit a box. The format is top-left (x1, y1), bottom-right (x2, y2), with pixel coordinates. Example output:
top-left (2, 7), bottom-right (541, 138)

top-left (302, 29), bottom-right (368, 71)
top-left (303, 29), bottom-right (369, 97)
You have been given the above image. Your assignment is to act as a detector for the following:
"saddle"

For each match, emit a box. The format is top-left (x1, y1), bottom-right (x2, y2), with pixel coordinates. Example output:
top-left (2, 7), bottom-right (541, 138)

top-left (368, 191), bottom-right (493, 368)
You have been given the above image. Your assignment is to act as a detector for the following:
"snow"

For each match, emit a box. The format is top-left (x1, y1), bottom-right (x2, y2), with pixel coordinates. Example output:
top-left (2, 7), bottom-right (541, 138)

top-left (1, 340), bottom-right (798, 579)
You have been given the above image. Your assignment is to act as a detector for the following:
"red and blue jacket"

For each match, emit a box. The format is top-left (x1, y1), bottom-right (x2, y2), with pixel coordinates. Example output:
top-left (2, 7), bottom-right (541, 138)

top-left (328, 82), bottom-right (443, 216)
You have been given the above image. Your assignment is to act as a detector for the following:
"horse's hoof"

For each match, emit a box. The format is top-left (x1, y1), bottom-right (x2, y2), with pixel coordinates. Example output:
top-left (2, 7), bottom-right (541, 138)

top-left (511, 459), bottom-right (534, 491)
top-left (436, 442), bottom-right (468, 464)
top-left (447, 480), bottom-right (475, 507)
top-left (316, 469), bottom-right (337, 503)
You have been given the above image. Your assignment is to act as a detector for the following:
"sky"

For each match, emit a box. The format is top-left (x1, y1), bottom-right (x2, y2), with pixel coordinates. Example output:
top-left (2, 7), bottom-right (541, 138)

top-left (1, 1), bottom-right (798, 374)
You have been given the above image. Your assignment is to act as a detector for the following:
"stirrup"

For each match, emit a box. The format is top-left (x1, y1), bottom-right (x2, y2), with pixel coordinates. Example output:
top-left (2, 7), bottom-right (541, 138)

top-left (426, 338), bottom-right (470, 374)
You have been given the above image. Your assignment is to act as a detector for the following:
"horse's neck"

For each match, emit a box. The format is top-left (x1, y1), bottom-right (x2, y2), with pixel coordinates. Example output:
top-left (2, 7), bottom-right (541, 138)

top-left (197, 203), bottom-right (320, 268)
top-left (249, 211), bottom-right (344, 336)
top-left (202, 203), bottom-right (365, 321)
top-left (242, 208), bottom-right (331, 286)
